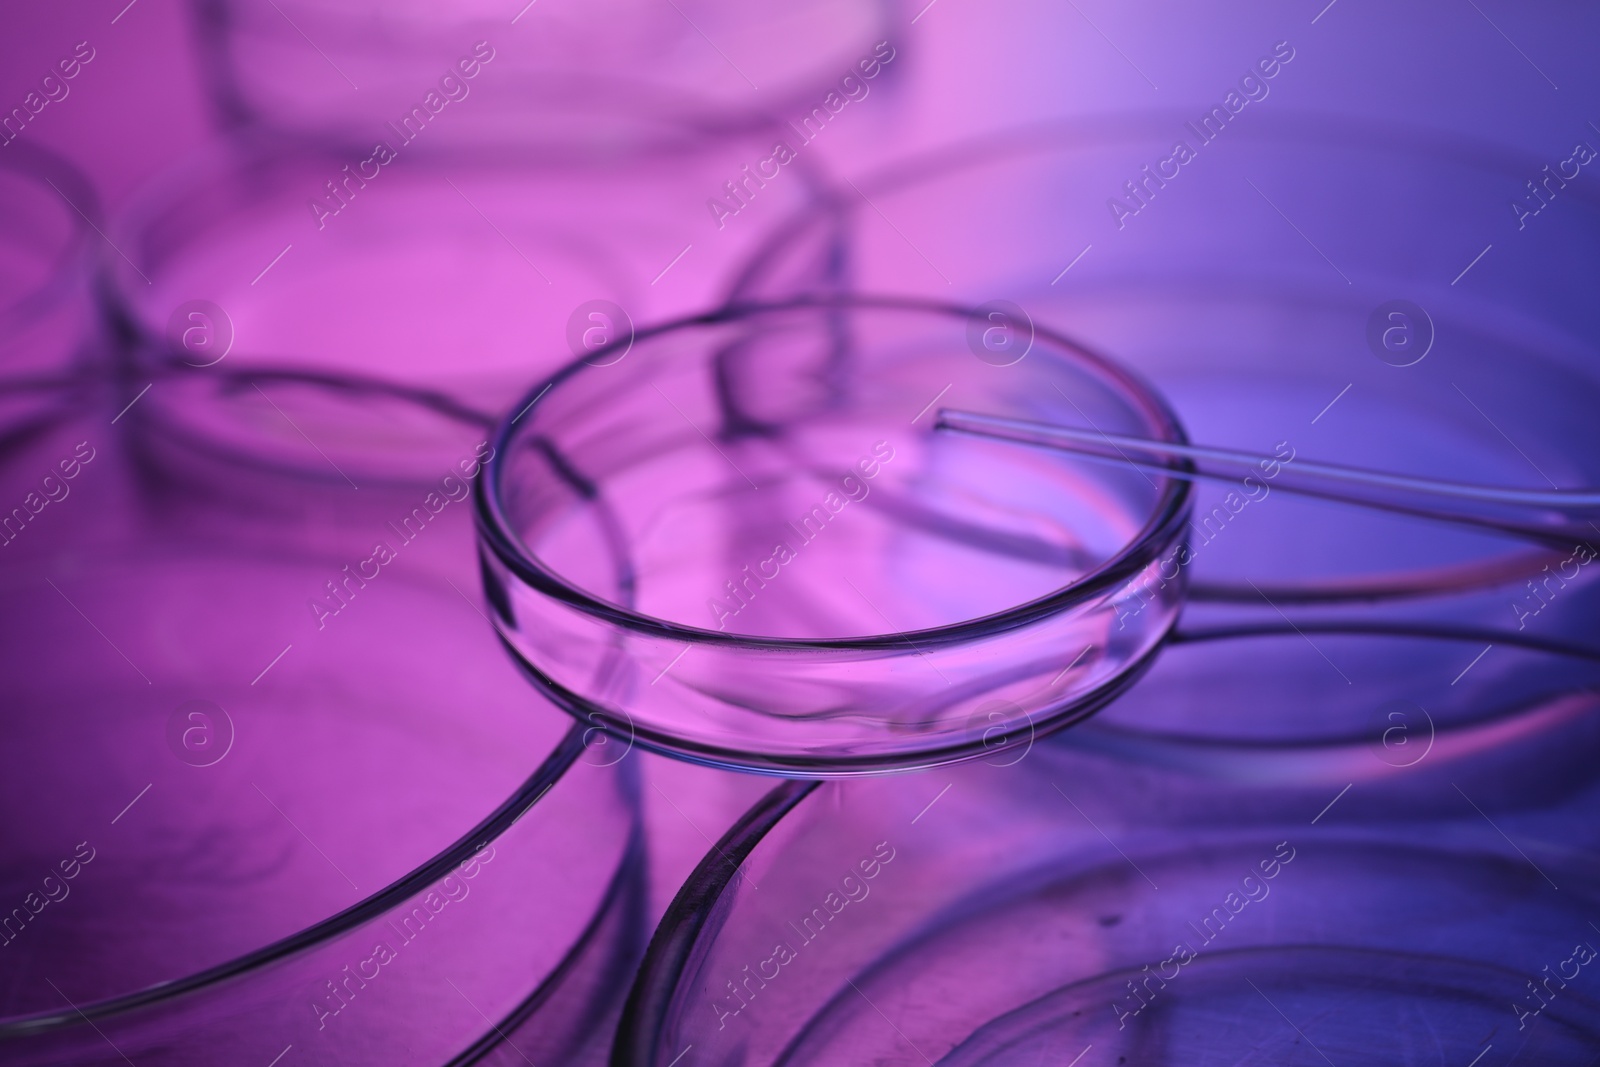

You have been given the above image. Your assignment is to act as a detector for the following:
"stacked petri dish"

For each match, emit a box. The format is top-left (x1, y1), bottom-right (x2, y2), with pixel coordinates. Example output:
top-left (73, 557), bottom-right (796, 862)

top-left (192, 0), bottom-right (903, 154)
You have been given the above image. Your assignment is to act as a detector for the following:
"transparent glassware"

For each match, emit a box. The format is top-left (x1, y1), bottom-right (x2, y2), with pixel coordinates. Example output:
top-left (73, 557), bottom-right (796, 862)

top-left (615, 686), bottom-right (1600, 1066)
top-left (478, 295), bottom-right (1192, 774)
top-left (0, 538), bottom-right (643, 1065)
top-left (937, 408), bottom-right (1600, 546)
top-left (727, 114), bottom-right (1600, 612)
top-left (190, 0), bottom-right (902, 155)
top-left (94, 132), bottom-right (829, 581)
top-left (100, 131), bottom-right (824, 468)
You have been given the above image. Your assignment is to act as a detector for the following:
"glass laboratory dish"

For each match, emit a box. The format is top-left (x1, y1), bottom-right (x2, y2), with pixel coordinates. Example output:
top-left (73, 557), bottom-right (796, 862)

top-left (616, 729), bottom-right (1600, 1066)
top-left (726, 114), bottom-right (1600, 611)
top-left (99, 132), bottom-right (823, 485)
top-left (0, 537), bottom-right (643, 1065)
top-left (93, 131), bottom-right (825, 575)
top-left (190, 0), bottom-right (902, 156)
top-left (477, 294), bottom-right (1193, 775)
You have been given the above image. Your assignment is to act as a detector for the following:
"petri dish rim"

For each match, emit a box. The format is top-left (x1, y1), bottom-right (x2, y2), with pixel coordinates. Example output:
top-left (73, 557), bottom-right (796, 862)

top-left (119, 360), bottom-right (498, 492)
top-left (612, 778), bottom-right (818, 1067)
top-left (476, 291), bottom-right (1195, 654)
top-left (493, 621), bottom-right (1169, 778)
top-left (614, 785), bottom-right (1600, 1066)
top-left (0, 723), bottom-right (623, 1040)
top-left (193, 0), bottom-right (905, 155)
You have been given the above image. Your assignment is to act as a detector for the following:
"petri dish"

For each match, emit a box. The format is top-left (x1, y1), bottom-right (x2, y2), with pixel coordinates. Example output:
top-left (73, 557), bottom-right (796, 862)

top-left (0, 538), bottom-right (643, 1065)
top-left (616, 730), bottom-right (1600, 1066)
top-left (478, 294), bottom-right (1193, 775)
top-left (101, 132), bottom-right (822, 484)
top-left (192, 0), bottom-right (902, 155)
top-left (726, 115), bottom-right (1600, 607)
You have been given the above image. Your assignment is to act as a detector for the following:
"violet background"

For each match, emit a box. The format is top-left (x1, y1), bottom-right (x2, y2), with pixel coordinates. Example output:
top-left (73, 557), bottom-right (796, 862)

top-left (4, 1), bottom-right (1600, 1064)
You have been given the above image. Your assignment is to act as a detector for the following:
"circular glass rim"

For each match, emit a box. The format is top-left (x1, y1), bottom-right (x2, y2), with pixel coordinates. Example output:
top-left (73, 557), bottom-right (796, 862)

top-left (476, 292), bottom-right (1195, 652)
top-left (0, 723), bottom-right (638, 1043)
top-left (512, 634), bottom-right (1165, 778)
top-left (122, 360), bottom-right (498, 491)
top-left (613, 760), bottom-right (1600, 1066)
top-left (613, 777), bottom-right (818, 1067)
top-left (102, 125), bottom-right (847, 372)
top-left (197, 0), bottom-right (905, 151)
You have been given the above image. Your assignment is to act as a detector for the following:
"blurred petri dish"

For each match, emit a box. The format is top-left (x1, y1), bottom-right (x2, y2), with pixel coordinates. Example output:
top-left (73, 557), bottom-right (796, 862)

top-left (0, 141), bottom-right (101, 382)
top-left (59, 366), bottom-right (502, 597)
top-left (478, 294), bottom-right (1192, 775)
top-left (1022, 274), bottom-right (1600, 611)
top-left (0, 539), bottom-right (643, 1064)
top-left (119, 361), bottom-right (490, 479)
top-left (102, 132), bottom-right (820, 466)
top-left (116, 363), bottom-right (501, 545)
top-left (616, 738), bottom-right (1600, 1066)
top-left (192, 0), bottom-right (902, 155)
top-left (728, 115), bottom-right (1600, 607)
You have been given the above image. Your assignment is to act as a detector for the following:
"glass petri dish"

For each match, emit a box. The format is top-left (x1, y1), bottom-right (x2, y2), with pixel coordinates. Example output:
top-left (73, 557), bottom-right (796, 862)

top-left (727, 115), bottom-right (1600, 608)
top-left (478, 294), bottom-right (1192, 775)
top-left (616, 733), bottom-right (1600, 1066)
top-left (0, 539), bottom-right (643, 1065)
top-left (55, 366), bottom-right (501, 605)
top-left (0, 141), bottom-right (101, 383)
top-left (101, 132), bottom-right (822, 488)
top-left (192, 0), bottom-right (902, 155)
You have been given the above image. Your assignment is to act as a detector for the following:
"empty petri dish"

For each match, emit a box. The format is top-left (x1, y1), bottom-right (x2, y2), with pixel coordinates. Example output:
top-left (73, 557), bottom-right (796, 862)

top-left (193, 0), bottom-right (902, 155)
top-left (616, 734), bottom-right (1600, 1065)
top-left (1012, 275), bottom-right (1600, 611)
top-left (478, 294), bottom-right (1192, 774)
top-left (727, 115), bottom-right (1600, 607)
top-left (102, 132), bottom-right (820, 475)
top-left (0, 538), bottom-right (643, 1064)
